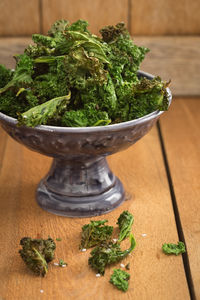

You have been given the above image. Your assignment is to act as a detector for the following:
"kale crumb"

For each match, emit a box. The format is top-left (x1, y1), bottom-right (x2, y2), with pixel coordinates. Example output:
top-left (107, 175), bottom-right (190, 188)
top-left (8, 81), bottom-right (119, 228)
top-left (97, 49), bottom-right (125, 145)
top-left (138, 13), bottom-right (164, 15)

top-left (162, 242), bottom-right (186, 256)
top-left (110, 269), bottom-right (130, 292)
top-left (58, 259), bottom-right (67, 267)
top-left (56, 238), bottom-right (62, 241)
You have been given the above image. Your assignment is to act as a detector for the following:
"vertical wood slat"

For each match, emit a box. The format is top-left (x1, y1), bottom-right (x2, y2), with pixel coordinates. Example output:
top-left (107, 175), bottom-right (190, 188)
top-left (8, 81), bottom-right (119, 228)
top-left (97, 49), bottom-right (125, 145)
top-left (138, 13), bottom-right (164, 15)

top-left (42, 0), bottom-right (129, 34)
top-left (130, 0), bottom-right (200, 35)
top-left (0, 0), bottom-right (40, 36)
top-left (160, 98), bottom-right (200, 299)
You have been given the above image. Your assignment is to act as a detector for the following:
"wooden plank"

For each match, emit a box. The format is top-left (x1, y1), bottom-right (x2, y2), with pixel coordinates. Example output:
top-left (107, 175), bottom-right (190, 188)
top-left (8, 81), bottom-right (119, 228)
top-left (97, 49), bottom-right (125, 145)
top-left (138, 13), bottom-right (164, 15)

top-left (42, 0), bottom-right (129, 35)
top-left (0, 128), bottom-right (7, 172)
top-left (0, 38), bottom-right (31, 68)
top-left (134, 36), bottom-right (200, 96)
top-left (0, 127), bottom-right (190, 299)
top-left (130, 0), bottom-right (200, 35)
top-left (0, 0), bottom-right (40, 36)
top-left (160, 98), bottom-right (200, 299)
top-left (1, 36), bottom-right (200, 96)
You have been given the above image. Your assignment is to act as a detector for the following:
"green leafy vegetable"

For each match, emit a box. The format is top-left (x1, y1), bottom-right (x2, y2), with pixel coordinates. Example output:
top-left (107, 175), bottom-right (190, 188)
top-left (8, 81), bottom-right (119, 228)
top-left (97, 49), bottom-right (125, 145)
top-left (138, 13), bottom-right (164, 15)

top-left (56, 238), bottom-right (62, 241)
top-left (88, 233), bottom-right (136, 275)
top-left (18, 92), bottom-right (71, 127)
top-left (19, 237), bottom-right (56, 276)
top-left (117, 210), bottom-right (134, 242)
top-left (162, 242), bottom-right (186, 256)
top-left (58, 259), bottom-right (67, 267)
top-left (80, 219), bottom-right (113, 249)
top-left (61, 103), bottom-right (111, 127)
top-left (0, 19), bottom-right (169, 127)
top-left (0, 54), bottom-right (33, 94)
top-left (0, 64), bottom-right (12, 89)
top-left (110, 269), bottom-right (130, 292)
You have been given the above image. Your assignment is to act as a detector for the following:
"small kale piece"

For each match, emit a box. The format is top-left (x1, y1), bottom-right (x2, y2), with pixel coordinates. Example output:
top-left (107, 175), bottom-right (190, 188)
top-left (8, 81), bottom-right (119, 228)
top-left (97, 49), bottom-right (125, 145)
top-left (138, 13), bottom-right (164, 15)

top-left (113, 76), bottom-right (169, 122)
top-left (88, 233), bottom-right (136, 275)
top-left (80, 219), bottom-right (113, 249)
top-left (117, 210), bottom-right (134, 242)
top-left (100, 22), bottom-right (129, 43)
top-left (162, 242), bottom-right (186, 256)
top-left (18, 92), bottom-right (71, 127)
top-left (58, 259), bottom-right (67, 267)
top-left (61, 103), bottom-right (111, 127)
top-left (0, 64), bottom-right (13, 89)
top-left (0, 54), bottom-right (34, 94)
top-left (19, 237), bottom-right (56, 276)
top-left (100, 22), bottom-right (149, 85)
top-left (110, 269), bottom-right (130, 292)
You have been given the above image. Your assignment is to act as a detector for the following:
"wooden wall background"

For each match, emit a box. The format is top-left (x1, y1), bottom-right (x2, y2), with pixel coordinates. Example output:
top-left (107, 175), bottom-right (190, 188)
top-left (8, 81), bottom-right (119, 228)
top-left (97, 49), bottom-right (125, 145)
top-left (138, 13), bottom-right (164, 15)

top-left (0, 0), bottom-right (200, 95)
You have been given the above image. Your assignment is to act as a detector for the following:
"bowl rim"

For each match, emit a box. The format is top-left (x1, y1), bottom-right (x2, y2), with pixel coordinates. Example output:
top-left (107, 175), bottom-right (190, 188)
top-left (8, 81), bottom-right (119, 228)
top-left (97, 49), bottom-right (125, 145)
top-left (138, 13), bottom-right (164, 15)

top-left (0, 70), bottom-right (172, 133)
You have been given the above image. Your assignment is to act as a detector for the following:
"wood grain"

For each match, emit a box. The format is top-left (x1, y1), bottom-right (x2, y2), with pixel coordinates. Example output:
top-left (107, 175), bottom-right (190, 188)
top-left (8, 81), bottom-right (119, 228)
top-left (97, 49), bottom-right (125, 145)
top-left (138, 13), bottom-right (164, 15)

top-left (130, 0), bottom-right (200, 35)
top-left (0, 0), bottom-right (40, 36)
top-left (0, 38), bottom-right (31, 68)
top-left (160, 98), bottom-right (200, 299)
top-left (42, 0), bottom-right (128, 35)
top-left (0, 126), bottom-right (190, 300)
top-left (134, 36), bottom-right (200, 96)
top-left (0, 129), bottom-right (7, 173)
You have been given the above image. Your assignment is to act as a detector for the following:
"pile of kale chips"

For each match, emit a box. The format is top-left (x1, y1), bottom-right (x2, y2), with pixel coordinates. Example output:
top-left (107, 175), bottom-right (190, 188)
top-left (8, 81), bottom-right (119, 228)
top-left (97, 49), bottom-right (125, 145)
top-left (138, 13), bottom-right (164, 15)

top-left (0, 20), bottom-right (169, 127)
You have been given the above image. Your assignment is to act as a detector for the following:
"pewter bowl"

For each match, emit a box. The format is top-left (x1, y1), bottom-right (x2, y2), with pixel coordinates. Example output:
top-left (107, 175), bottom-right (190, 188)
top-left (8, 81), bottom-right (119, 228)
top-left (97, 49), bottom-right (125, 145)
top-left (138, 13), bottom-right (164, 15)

top-left (0, 71), bottom-right (172, 217)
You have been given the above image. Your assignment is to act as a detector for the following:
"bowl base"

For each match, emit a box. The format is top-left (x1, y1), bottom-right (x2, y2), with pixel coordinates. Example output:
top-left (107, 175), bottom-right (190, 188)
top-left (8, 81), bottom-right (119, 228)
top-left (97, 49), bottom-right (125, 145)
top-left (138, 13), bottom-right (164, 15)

top-left (36, 177), bottom-right (125, 217)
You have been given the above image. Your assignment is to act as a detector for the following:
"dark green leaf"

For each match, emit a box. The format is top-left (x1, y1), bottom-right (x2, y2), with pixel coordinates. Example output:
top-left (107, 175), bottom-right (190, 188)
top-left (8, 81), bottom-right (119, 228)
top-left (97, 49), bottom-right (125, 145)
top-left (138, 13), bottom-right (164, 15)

top-left (88, 233), bottom-right (136, 275)
top-left (80, 219), bottom-right (113, 249)
top-left (110, 269), bottom-right (130, 292)
top-left (19, 237), bottom-right (56, 276)
top-left (162, 242), bottom-right (186, 256)
top-left (117, 210), bottom-right (134, 242)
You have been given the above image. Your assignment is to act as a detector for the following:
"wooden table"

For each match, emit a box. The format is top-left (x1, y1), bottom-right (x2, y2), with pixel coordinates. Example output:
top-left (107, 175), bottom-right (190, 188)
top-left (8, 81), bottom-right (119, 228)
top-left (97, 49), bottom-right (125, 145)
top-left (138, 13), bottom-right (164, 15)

top-left (0, 39), bottom-right (200, 300)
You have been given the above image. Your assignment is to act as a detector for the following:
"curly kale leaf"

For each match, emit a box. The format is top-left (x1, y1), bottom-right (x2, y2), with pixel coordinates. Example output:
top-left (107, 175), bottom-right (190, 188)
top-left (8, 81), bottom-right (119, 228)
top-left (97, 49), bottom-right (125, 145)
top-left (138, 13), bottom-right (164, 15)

top-left (0, 90), bottom-right (28, 117)
top-left (100, 22), bottom-right (129, 43)
top-left (129, 76), bottom-right (169, 118)
top-left (80, 220), bottom-right (113, 249)
top-left (117, 211), bottom-right (134, 242)
top-left (18, 92), bottom-right (71, 127)
top-left (19, 237), bottom-right (56, 276)
top-left (61, 103), bottom-right (111, 127)
top-left (113, 76), bottom-right (169, 122)
top-left (0, 54), bottom-right (33, 94)
top-left (88, 233), bottom-right (136, 275)
top-left (34, 48), bottom-right (108, 89)
top-left (162, 242), bottom-right (186, 256)
top-left (48, 19), bottom-right (70, 36)
top-left (0, 64), bottom-right (13, 88)
top-left (110, 269), bottom-right (130, 292)
top-left (100, 22), bottom-right (149, 85)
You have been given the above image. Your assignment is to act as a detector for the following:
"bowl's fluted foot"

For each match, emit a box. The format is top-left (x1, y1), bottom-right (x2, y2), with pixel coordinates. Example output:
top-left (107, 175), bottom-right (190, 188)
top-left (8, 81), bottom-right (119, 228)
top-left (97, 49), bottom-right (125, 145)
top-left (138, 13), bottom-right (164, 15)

top-left (36, 177), bottom-right (125, 217)
top-left (36, 157), bottom-right (125, 217)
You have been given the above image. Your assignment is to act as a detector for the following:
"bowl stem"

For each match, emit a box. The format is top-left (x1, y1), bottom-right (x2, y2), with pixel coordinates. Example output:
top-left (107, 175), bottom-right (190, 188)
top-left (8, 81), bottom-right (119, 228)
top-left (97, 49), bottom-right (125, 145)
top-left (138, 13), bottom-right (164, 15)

top-left (36, 156), bottom-right (125, 217)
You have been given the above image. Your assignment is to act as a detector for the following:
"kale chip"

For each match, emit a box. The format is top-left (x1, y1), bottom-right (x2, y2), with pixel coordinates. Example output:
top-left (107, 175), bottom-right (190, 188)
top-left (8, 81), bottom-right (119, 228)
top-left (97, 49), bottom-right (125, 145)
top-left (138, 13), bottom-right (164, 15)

top-left (110, 268), bottom-right (130, 292)
top-left (80, 219), bottom-right (113, 249)
top-left (0, 19), bottom-right (169, 127)
top-left (162, 242), bottom-right (186, 256)
top-left (19, 237), bottom-right (56, 276)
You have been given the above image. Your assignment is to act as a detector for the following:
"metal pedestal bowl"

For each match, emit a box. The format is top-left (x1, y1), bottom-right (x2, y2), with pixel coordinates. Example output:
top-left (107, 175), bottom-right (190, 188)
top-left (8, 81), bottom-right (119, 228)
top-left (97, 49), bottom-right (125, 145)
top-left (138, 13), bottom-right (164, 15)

top-left (0, 71), bottom-right (172, 217)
